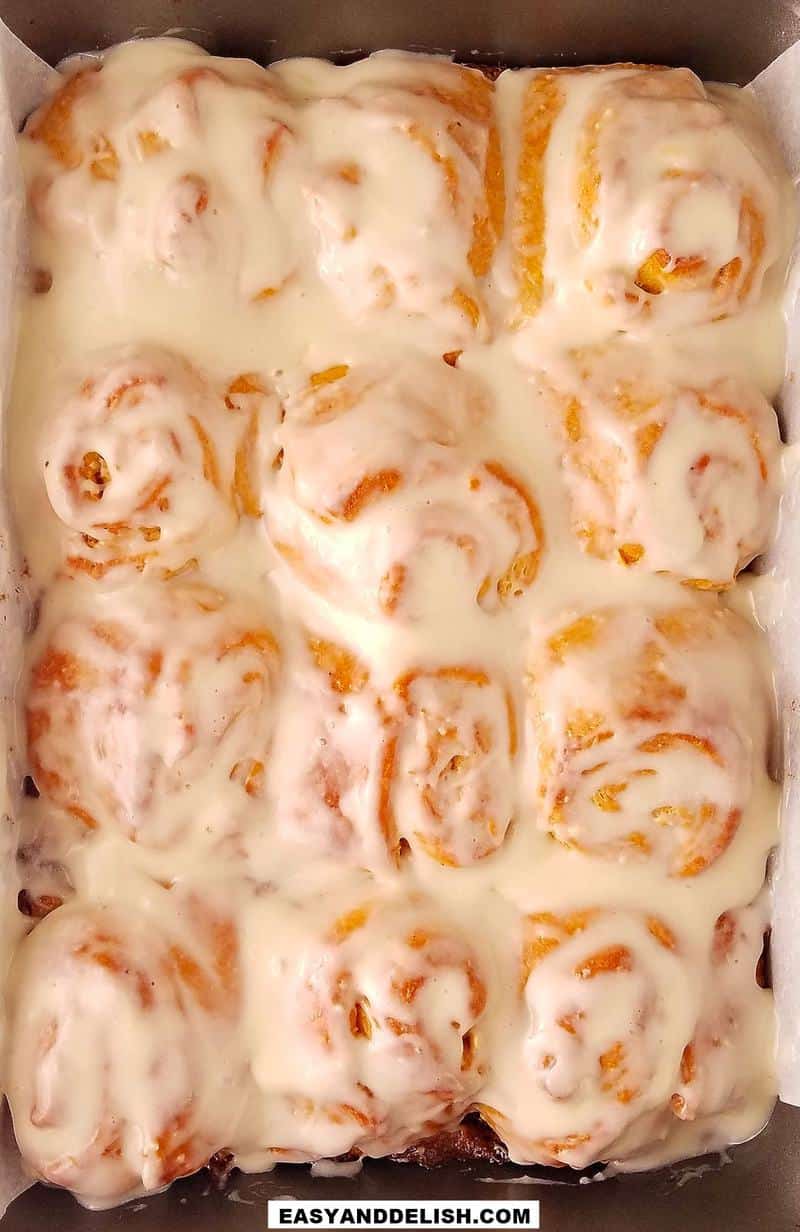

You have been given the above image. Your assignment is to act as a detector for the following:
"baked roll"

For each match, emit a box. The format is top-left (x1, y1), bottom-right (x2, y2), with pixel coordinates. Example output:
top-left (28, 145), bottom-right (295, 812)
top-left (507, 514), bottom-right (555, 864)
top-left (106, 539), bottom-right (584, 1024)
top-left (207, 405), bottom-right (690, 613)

top-left (271, 634), bottom-right (395, 869)
top-left (23, 40), bottom-right (298, 300)
top-left (242, 894), bottom-right (487, 1162)
top-left (267, 359), bottom-right (544, 618)
top-left (526, 605), bottom-right (771, 875)
top-left (42, 348), bottom-right (271, 582)
top-left (670, 899), bottom-right (774, 1128)
top-left (26, 582), bottom-right (280, 849)
top-left (510, 66), bottom-right (783, 331)
top-left (5, 896), bottom-right (244, 1206)
top-left (389, 665), bottom-right (517, 866)
top-left (478, 908), bottom-right (693, 1166)
top-left (547, 347), bottom-right (780, 586)
top-left (273, 644), bottom-right (516, 871)
top-left (289, 52), bottom-right (504, 342)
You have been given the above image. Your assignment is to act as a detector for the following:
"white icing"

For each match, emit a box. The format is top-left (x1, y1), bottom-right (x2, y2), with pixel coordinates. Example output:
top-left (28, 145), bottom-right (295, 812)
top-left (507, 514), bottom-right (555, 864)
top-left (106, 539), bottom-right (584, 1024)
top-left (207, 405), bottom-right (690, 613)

top-left (1, 38), bottom-right (791, 1210)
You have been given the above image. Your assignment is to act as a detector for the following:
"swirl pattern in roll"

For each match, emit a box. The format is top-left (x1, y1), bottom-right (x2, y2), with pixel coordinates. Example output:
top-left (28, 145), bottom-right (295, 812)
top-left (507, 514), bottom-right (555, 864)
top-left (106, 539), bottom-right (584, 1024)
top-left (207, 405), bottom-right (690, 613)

top-left (511, 66), bottom-right (783, 330)
top-left (525, 605), bottom-right (770, 876)
top-left (5, 896), bottom-right (244, 1205)
top-left (389, 665), bottom-right (517, 866)
top-left (42, 347), bottom-right (267, 582)
top-left (547, 346), bottom-right (780, 587)
top-left (23, 41), bottom-right (298, 300)
top-left (478, 908), bottom-right (693, 1167)
top-left (243, 894), bottom-right (487, 1161)
top-left (293, 53), bottom-right (504, 342)
top-left (26, 582), bottom-right (280, 849)
top-left (267, 359), bottom-right (544, 618)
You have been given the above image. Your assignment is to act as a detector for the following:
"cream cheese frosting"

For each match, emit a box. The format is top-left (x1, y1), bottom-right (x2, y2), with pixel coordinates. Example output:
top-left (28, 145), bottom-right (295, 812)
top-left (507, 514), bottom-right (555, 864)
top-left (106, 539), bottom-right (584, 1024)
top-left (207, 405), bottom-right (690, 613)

top-left (2, 38), bottom-right (793, 1209)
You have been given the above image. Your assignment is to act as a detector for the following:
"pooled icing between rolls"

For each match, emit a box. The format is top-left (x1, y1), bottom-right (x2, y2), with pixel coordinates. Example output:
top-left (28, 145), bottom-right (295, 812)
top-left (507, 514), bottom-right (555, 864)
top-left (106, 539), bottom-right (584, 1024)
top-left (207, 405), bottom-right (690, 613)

top-left (3, 38), bottom-right (793, 1209)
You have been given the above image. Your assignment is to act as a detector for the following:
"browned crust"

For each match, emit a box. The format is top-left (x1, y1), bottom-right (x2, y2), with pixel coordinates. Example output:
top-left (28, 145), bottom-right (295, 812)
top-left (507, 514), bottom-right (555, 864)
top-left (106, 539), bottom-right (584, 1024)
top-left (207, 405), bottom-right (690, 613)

top-left (390, 1115), bottom-right (509, 1167)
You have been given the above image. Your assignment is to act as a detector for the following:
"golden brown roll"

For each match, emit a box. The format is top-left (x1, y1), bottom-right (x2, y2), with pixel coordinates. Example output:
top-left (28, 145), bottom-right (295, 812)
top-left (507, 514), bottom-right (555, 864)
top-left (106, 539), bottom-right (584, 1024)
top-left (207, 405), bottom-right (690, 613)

top-left (5, 895), bottom-right (245, 1206)
top-left (295, 53), bottom-right (504, 340)
top-left (243, 893), bottom-right (488, 1162)
top-left (23, 44), bottom-right (297, 300)
top-left (271, 634), bottom-right (396, 869)
top-left (511, 66), bottom-right (783, 330)
top-left (547, 346), bottom-right (780, 587)
top-left (274, 644), bottom-right (516, 871)
top-left (26, 582), bottom-right (280, 849)
top-left (42, 348), bottom-right (272, 582)
top-left (477, 908), bottom-right (692, 1167)
top-left (670, 898), bottom-right (774, 1125)
top-left (389, 665), bottom-right (517, 866)
top-left (267, 359), bottom-right (544, 618)
top-left (526, 605), bottom-right (771, 876)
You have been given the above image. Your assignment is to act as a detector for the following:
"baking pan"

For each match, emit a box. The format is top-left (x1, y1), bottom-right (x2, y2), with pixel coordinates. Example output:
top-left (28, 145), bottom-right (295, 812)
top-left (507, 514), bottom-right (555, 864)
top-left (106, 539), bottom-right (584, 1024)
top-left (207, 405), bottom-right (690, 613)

top-left (1, 0), bottom-right (799, 1227)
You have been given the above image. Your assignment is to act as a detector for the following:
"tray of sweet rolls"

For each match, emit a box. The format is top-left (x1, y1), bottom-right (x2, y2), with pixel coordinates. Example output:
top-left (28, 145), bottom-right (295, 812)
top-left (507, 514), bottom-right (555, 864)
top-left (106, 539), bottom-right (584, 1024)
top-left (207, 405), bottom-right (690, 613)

top-left (0, 9), bottom-right (797, 1226)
